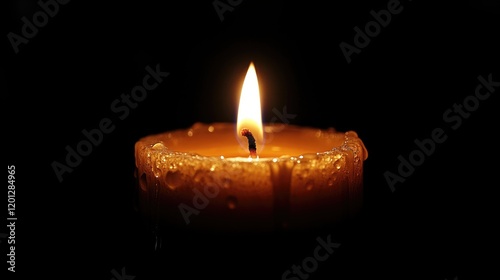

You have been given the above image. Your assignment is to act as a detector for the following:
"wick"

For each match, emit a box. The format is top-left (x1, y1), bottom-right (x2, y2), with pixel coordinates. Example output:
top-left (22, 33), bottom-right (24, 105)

top-left (241, 128), bottom-right (257, 158)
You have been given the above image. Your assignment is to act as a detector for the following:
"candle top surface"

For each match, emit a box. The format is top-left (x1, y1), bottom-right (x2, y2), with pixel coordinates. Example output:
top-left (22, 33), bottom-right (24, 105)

top-left (136, 122), bottom-right (368, 161)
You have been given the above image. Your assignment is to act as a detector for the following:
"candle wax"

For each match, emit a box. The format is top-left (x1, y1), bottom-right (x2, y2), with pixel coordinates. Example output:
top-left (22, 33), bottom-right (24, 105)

top-left (134, 122), bottom-right (368, 233)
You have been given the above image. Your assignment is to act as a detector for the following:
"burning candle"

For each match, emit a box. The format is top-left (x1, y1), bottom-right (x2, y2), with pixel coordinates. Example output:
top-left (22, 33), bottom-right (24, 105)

top-left (134, 62), bottom-right (368, 233)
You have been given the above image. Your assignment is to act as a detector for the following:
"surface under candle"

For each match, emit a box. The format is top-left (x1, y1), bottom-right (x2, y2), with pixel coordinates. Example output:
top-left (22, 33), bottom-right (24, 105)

top-left (134, 122), bottom-right (368, 233)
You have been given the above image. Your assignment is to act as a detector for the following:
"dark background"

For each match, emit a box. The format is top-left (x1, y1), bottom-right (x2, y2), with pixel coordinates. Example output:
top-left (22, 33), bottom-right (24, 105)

top-left (3, 0), bottom-right (499, 279)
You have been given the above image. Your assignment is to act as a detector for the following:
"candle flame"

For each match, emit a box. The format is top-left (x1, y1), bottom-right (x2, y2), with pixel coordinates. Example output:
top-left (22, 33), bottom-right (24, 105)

top-left (237, 62), bottom-right (263, 153)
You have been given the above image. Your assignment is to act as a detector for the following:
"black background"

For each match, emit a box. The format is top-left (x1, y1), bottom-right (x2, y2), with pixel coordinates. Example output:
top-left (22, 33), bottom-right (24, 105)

top-left (3, 0), bottom-right (499, 279)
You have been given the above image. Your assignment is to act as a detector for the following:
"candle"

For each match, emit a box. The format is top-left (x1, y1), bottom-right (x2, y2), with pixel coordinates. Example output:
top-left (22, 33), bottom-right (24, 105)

top-left (134, 62), bottom-right (368, 233)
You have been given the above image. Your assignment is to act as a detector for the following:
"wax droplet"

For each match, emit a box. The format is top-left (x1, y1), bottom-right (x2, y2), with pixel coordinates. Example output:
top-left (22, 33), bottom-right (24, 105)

top-left (208, 125), bottom-right (215, 132)
top-left (305, 180), bottom-right (314, 191)
top-left (169, 163), bottom-right (177, 170)
top-left (165, 170), bottom-right (182, 190)
top-left (226, 196), bottom-right (238, 210)
top-left (187, 130), bottom-right (193, 137)
top-left (139, 173), bottom-right (148, 191)
top-left (354, 156), bottom-right (360, 163)
top-left (152, 142), bottom-right (165, 150)
top-left (153, 168), bottom-right (161, 178)
top-left (334, 160), bottom-right (342, 170)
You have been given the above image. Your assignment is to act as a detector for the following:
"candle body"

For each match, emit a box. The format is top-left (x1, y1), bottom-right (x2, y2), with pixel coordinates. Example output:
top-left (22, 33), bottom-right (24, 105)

top-left (134, 122), bottom-right (368, 233)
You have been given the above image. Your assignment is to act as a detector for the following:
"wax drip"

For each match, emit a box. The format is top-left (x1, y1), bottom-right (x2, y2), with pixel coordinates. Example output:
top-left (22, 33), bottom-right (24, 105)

top-left (269, 160), bottom-right (295, 231)
top-left (152, 179), bottom-right (162, 252)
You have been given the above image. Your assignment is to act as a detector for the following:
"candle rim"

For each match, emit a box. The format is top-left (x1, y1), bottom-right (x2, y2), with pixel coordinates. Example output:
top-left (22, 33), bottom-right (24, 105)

top-left (136, 122), bottom-right (368, 163)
